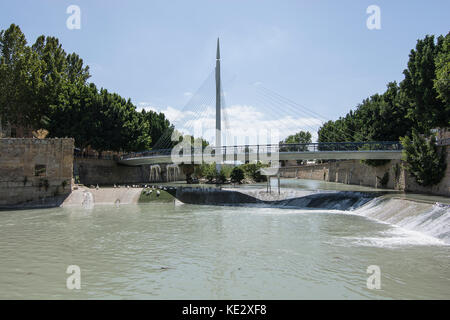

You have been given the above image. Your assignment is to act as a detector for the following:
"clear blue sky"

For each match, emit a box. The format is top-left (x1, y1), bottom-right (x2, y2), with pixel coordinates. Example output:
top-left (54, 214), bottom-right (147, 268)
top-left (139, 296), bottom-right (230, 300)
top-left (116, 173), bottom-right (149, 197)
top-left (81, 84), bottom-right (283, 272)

top-left (1, 0), bottom-right (449, 136)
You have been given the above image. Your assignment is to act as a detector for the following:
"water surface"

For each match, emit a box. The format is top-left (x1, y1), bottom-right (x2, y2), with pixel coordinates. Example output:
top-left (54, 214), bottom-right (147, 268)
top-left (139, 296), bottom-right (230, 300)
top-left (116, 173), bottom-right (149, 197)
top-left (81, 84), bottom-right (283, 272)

top-left (0, 200), bottom-right (449, 299)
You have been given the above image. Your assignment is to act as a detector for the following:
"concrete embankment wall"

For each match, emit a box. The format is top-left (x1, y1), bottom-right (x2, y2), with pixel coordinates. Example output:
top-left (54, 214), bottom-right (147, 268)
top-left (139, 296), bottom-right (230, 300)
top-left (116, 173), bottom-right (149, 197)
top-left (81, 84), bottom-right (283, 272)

top-left (74, 158), bottom-right (185, 186)
top-left (75, 158), bottom-right (149, 186)
top-left (0, 138), bottom-right (74, 208)
top-left (62, 187), bottom-right (143, 206)
top-left (280, 145), bottom-right (450, 197)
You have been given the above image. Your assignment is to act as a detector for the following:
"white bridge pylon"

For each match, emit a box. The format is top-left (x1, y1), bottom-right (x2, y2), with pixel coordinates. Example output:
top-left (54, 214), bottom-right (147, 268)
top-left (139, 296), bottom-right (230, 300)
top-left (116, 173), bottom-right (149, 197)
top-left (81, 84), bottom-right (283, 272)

top-left (119, 40), bottom-right (404, 166)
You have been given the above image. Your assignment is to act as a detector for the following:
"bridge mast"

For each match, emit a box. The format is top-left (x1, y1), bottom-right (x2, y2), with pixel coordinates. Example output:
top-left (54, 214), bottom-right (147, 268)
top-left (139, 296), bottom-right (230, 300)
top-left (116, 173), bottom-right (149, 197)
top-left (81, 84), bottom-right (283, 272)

top-left (215, 38), bottom-right (222, 171)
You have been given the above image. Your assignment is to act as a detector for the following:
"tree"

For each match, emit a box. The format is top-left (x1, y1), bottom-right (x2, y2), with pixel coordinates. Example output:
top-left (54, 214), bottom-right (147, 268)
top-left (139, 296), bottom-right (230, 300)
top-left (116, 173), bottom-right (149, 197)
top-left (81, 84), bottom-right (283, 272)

top-left (66, 52), bottom-right (90, 84)
top-left (31, 36), bottom-right (70, 128)
top-left (401, 35), bottom-right (448, 132)
top-left (0, 24), bottom-right (170, 153)
top-left (434, 32), bottom-right (450, 107)
top-left (46, 81), bottom-right (98, 148)
top-left (400, 130), bottom-right (447, 187)
top-left (141, 109), bottom-right (173, 148)
top-left (280, 130), bottom-right (312, 152)
top-left (282, 130), bottom-right (312, 144)
top-left (0, 24), bottom-right (41, 128)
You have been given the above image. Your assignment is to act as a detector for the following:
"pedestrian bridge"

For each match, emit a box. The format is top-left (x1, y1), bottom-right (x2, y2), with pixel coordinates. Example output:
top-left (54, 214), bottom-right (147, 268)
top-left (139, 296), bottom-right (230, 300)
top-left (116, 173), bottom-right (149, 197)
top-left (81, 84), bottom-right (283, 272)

top-left (118, 141), bottom-right (403, 166)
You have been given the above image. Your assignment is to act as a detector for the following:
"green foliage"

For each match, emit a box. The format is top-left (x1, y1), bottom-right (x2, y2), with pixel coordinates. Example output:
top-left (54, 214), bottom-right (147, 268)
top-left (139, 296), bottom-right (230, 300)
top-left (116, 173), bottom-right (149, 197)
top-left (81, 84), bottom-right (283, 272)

top-left (0, 24), bottom-right (41, 128)
top-left (401, 34), bottom-right (449, 132)
top-left (139, 189), bottom-right (174, 203)
top-left (195, 162), bottom-right (267, 183)
top-left (318, 82), bottom-right (412, 147)
top-left (195, 163), bottom-right (232, 183)
top-left (434, 32), bottom-right (450, 107)
top-left (230, 167), bottom-right (245, 183)
top-left (216, 168), bottom-right (227, 183)
top-left (0, 24), bottom-right (170, 153)
top-left (318, 32), bottom-right (449, 170)
top-left (240, 162), bottom-right (268, 182)
top-left (219, 165), bottom-right (233, 179)
top-left (141, 109), bottom-right (173, 148)
top-left (203, 162), bottom-right (217, 182)
top-left (400, 131), bottom-right (447, 187)
top-left (281, 131), bottom-right (312, 144)
top-left (280, 130), bottom-right (312, 152)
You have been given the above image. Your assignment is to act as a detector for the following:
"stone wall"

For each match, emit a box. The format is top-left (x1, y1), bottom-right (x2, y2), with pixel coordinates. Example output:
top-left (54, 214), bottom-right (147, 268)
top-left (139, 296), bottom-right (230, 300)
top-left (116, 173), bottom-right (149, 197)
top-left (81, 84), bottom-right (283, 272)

top-left (280, 145), bottom-right (450, 197)
top-left (74, 158), bottom-right (185, 186)
top-left (0, 138), bottom-right (74, 208)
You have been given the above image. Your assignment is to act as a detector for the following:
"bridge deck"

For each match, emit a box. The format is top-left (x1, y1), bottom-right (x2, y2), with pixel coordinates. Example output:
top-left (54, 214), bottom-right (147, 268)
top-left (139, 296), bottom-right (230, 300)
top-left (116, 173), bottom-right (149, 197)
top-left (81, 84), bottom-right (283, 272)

top-left (118, 142), bottom-right (403, 166)
top-left (118, 150), bottom-right (402, 166)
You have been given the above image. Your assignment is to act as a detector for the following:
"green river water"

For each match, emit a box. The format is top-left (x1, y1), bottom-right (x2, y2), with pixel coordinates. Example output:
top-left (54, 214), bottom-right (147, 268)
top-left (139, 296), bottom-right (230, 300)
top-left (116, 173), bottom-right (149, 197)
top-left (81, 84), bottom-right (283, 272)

top-left (0, 179), bottom-right (449, 299)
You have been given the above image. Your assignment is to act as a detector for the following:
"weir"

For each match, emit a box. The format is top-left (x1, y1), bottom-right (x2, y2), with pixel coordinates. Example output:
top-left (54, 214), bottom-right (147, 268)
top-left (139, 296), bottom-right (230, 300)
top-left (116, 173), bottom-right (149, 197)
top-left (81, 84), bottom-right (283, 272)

top-left (165, 186), bottom-right (450, 244)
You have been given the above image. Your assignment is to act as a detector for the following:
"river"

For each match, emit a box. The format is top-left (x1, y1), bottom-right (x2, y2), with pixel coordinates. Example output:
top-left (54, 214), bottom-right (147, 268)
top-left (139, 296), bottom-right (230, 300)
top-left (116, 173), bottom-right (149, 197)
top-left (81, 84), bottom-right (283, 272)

top-left (0, 179), bottom-right (449, 299)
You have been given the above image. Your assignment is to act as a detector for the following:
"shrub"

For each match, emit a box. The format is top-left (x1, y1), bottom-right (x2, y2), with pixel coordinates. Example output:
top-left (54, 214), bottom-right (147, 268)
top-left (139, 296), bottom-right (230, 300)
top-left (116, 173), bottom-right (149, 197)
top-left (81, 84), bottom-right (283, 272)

top-left (400, 130), bottom-right (447, 186)
top-left (219, 165), bottom-right (233, 179)
top-left (204, 163), bottom-right (217, 182)
top-left (230, 167), bottom-right (245, 183)
top-left (216, 169), bottom-right (227, 183)
top-left (240, 162), bottom-right (268, 182)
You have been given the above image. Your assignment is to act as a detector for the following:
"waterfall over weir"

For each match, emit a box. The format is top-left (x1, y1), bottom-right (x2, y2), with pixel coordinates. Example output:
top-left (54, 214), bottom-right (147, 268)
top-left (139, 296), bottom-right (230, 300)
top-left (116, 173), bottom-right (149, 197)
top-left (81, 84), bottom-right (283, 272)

top-left (353, 197), bottom-right (450, 244)
top-left (149, 165), bottom-right (161, 182)
top-left (170, 187), bottom-right (450, 244)
top-left (81, 191), bottom-right (94, 209)
top-left (166, 164), bottom-right (180, 182)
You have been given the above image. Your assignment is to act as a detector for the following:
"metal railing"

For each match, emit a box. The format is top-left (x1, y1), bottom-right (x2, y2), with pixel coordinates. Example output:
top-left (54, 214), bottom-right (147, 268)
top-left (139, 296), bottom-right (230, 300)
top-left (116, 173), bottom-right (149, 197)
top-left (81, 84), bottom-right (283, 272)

top-left (437, 138), bottom-right (450, 146)
top-left (119, 141), bottom-right (403, 161)
top-left (74, 153), bottom-right (119, 160)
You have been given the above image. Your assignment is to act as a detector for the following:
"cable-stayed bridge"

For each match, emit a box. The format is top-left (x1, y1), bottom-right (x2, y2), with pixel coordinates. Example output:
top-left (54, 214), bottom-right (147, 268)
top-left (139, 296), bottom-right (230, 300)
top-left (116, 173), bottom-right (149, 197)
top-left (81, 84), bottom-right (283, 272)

top-left (119, 39), bottom-right (403, 166)
top-left (119, 142), bottom-right (403, 166)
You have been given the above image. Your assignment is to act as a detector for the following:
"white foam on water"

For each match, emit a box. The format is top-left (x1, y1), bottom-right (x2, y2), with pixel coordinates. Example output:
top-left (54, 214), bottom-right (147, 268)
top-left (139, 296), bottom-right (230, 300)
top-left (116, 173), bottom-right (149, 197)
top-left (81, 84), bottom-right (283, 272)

top-left (351, 197), bottom-right (450, 245)
top-left (82, 191), bottom-right (94, 210)
top-left (339, 226), bottom-right (447, 248)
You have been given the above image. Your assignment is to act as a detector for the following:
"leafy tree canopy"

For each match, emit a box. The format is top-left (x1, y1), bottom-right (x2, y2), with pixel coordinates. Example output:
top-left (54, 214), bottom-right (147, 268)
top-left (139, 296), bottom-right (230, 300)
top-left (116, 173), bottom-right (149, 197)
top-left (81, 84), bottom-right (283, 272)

top-left (0, 24), bottom-right (173, 153)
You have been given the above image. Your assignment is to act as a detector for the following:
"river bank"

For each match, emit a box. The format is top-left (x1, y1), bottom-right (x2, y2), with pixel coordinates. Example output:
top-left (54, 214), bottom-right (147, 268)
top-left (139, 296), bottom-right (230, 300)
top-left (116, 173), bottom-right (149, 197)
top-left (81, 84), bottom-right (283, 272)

top-left (279, 151), bottom-right (450, 197)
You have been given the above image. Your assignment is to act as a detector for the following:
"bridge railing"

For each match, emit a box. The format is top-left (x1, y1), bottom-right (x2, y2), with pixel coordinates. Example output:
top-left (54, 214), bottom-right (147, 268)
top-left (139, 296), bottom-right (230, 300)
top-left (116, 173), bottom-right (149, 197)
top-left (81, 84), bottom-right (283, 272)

top-left (119, 141), bottom-right (403, 161)
top-left (437, 137), bottom-right (450, 146)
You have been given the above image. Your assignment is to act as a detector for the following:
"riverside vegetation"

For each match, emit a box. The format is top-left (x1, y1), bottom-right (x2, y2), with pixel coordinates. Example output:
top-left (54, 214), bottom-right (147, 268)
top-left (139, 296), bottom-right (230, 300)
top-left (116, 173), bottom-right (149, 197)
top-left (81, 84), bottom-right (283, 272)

top-left (317, 32), bottom-right (449, 187)
top-left (1, 23), bottom-right (448, 187)
top-left (0, 24), bottom-right (174, 153)
top-left (193, 162), bottom-right (268, 184)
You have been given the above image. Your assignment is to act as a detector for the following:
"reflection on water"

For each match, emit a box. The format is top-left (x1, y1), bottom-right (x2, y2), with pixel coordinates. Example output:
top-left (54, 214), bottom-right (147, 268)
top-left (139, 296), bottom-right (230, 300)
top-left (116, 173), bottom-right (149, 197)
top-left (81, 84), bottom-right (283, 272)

top-left (0, 200), bottom-right (449, 299)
